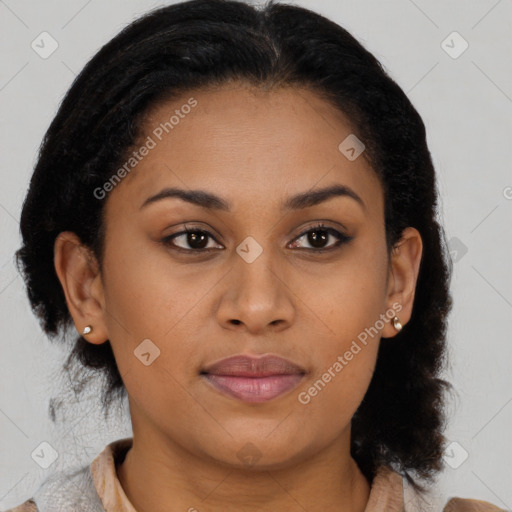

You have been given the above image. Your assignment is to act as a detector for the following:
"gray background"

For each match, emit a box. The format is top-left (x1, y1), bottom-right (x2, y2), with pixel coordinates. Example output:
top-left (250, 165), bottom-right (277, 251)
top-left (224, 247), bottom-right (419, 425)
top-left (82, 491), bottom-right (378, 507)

top-left (1, 0), bottom-right (511, 509)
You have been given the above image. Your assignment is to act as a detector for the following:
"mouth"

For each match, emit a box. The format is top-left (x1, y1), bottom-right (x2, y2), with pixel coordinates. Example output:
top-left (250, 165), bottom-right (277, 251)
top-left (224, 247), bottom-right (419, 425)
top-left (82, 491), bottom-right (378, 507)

top-left (200, 354), bottom-right (307, 403)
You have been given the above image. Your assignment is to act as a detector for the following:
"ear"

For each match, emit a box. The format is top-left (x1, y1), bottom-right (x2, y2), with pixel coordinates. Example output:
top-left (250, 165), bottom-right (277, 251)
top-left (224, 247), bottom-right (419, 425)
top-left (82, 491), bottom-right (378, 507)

top-left (54, 231), bottom-right (108, 344)
top-left (381, 227), bottom-right (423, 339)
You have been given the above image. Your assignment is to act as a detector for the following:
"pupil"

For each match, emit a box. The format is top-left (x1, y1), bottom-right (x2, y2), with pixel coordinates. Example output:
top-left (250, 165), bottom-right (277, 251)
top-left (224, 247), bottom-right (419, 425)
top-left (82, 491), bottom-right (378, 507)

top-left (188, 231), bottom-right (208, 249)
top-left (308, 229), bottom-right (328, 248)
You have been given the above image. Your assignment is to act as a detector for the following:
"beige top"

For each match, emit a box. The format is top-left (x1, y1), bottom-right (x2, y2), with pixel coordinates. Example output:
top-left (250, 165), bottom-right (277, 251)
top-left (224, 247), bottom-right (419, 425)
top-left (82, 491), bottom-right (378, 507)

top-left (6, 437), bottom-right (506, 511)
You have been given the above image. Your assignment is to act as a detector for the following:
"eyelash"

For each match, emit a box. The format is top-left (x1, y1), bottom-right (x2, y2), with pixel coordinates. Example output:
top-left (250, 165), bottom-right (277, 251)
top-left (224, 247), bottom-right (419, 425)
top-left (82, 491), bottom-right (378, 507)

top-left (161, 222), bottom-right (353, 255)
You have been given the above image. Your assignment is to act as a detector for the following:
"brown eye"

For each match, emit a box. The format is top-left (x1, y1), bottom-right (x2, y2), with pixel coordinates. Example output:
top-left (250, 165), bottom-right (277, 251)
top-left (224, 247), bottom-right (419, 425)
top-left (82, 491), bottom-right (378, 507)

top-left (161, 222), bottom-right (352, 255)
top-left (162, 227), bottom-right (223, 252)
top-left (289, 223), bottom-right (353, 252)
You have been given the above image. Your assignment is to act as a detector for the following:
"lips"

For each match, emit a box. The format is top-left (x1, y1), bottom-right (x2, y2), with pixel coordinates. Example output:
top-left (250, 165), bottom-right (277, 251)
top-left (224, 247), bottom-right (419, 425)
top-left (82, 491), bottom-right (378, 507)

top-left (201, 354), bottom-right (306, 403)
top-left (201, 354), bottom-right (306, 377)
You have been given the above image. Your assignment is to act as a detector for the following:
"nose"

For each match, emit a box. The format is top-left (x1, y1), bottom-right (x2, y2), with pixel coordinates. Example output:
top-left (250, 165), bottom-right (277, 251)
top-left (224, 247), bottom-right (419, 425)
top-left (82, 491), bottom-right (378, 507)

top-left (215, 246), bottom-right (295, 334)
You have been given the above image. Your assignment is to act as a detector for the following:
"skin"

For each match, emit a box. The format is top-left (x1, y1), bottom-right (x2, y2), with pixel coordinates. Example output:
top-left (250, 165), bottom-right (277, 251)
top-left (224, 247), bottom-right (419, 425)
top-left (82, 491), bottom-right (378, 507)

top-left (54, 83), bottom-right (423, 512)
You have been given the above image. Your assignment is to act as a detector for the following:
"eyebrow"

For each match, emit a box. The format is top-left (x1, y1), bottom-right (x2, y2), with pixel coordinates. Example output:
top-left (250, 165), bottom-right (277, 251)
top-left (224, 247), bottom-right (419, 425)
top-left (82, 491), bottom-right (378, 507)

top-left (139, 184), bottom-right (365, 212)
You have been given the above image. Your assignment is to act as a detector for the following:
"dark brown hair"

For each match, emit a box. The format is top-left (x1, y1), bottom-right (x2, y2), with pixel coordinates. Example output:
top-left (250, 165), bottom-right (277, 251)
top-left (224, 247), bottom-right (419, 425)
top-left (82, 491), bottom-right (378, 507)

top-left (16, 0), bottom-right (454, 495)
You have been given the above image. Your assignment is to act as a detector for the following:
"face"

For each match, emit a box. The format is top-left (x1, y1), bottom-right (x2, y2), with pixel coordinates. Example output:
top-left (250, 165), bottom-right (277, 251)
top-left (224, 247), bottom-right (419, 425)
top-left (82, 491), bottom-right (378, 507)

top-left (57, 83), bottom-right (419, 470)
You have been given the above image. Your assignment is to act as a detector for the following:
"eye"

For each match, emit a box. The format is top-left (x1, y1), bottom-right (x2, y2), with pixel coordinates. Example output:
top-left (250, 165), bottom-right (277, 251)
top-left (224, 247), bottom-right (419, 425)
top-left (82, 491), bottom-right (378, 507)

top-left (162, 225), bottom-right (223, 253)
top-left (161, 222), bottom-right (353, 254)
top-left (289, 223), bottom-right (353, 253)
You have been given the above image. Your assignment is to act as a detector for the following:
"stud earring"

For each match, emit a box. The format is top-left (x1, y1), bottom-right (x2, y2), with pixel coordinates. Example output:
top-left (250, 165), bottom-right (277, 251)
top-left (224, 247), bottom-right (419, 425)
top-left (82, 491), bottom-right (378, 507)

top-left (82, 325), bottom-right (93, 335)
top-left (392, 316), bottom-right (402, 332)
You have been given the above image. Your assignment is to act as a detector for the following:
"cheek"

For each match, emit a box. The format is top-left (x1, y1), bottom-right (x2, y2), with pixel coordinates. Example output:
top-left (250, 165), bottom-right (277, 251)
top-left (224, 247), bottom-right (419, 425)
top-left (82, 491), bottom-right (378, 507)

top-left (99, 238), bottom-right (212, 395)
top-left (299, 244), bottom-right (388, 408)
top-left (301, 322), bottom-right (381, 405)
top-left (295, 352), bottom-right (377, 451)
top-left (100, 236), bottom-right (205, 338)
top-left (315, 254), bottom-right (388, 348)
top-left (296, 319), bottom-right (381, 432)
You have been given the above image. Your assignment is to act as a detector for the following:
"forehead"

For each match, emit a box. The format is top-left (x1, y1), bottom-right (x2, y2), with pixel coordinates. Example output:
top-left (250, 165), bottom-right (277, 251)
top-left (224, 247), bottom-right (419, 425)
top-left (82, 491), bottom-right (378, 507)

top-left (105, 84), bottom-right (383, 217)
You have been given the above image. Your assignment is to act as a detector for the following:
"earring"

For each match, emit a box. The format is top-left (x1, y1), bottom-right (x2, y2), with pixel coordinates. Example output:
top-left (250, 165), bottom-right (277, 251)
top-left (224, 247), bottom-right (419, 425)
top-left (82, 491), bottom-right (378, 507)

top-left (82, 325), bottom-right (93, 335)
top-left (392, 316), bottom-right (402, 332)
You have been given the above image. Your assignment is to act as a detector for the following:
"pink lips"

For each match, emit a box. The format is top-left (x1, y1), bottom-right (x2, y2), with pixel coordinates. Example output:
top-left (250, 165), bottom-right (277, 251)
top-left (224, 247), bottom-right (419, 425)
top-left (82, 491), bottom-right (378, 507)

top-left (201, 354), bottom-right (306, 403)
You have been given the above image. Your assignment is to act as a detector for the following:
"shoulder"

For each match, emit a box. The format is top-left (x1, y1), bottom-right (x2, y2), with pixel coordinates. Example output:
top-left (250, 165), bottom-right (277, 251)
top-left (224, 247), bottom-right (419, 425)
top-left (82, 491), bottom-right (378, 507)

top-left (31, 463), bottom-right (105, 511)
top-left (3, 437), bottom-right (132, 512)
top-left (443, 497), bottom-right (508, 511)
top-left (390, 464), bottom-right (506, 512)
top-left (3, 498), bottom-right (38, 511)
top-left (369, 466), bottom-right (507, 512)
top-left (4, 464), bottom-right (105, 512)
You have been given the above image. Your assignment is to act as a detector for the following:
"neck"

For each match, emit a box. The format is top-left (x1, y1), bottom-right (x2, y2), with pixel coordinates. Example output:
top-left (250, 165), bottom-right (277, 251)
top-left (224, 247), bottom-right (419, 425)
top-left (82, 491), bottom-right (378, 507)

top-left (117, 423), bottom-right (371, 512)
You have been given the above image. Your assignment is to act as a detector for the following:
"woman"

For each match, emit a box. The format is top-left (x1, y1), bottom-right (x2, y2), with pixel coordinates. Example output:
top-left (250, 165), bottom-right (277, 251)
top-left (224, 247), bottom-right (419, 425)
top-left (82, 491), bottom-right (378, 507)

top-left (8, 0), bottom-right (505, 510)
